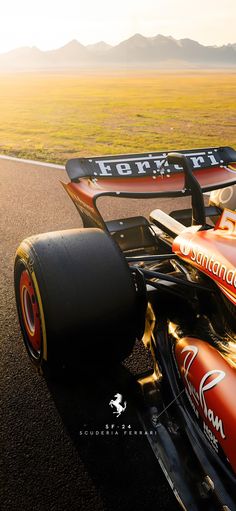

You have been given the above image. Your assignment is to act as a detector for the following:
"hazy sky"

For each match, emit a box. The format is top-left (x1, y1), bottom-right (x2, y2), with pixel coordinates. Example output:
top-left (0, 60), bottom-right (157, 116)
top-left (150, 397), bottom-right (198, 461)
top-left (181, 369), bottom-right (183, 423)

top-left (0, 0), bottom-right (235, 53)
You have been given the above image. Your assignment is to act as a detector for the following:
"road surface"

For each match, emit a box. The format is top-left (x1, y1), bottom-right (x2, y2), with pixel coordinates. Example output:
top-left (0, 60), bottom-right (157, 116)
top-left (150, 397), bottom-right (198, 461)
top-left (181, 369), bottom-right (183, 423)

top-left (0, 158), bottom-right (191, 511)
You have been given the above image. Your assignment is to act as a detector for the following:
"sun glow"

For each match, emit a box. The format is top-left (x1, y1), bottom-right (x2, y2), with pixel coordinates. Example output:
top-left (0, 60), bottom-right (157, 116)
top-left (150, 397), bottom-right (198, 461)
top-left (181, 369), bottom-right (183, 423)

top-left (0, 0), bottom-right (235, 54)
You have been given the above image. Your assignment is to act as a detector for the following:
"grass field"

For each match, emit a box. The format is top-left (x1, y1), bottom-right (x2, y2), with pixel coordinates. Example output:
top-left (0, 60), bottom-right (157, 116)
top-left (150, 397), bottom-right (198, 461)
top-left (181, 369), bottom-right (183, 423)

top-left (0, 70), bottom-right (235, 163)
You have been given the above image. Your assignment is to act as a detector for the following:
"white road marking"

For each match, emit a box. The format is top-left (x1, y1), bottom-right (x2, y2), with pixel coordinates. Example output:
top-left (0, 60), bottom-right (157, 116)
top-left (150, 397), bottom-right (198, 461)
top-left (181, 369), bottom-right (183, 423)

top-left (0, 154), bottom-right (64, 169)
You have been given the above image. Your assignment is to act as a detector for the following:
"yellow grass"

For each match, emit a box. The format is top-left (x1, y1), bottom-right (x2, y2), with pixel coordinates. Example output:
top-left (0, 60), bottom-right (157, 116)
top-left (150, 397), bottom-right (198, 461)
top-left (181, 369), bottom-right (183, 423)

top-left (0, 70), bottom-right (235, 163)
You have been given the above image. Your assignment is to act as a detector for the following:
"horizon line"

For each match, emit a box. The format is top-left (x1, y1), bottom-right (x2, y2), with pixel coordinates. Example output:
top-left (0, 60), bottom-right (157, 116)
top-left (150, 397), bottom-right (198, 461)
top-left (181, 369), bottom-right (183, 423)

top-left (0, 32), bottom-right (235, 56)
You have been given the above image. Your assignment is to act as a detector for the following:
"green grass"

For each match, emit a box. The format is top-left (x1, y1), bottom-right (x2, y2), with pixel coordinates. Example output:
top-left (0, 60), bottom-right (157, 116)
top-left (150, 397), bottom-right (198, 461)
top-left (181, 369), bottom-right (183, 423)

top-left (0, 70), bottom-right (235, 164)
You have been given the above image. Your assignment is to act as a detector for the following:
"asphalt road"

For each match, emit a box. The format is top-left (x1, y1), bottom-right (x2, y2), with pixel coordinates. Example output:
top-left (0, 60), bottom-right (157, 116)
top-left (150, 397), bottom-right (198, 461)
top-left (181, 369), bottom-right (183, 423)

top-left (0, 158), bottom-right (192, 511)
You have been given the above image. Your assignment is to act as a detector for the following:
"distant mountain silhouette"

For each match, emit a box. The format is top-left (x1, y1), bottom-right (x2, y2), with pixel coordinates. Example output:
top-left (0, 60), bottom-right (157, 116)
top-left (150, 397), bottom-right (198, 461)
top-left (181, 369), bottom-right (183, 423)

top-left (0, 34), bottom-right (235, 69)
top-left (86, 41), bottom-right (112, 53)
top-left (0, 46), bottom-right (45, 68)
top-left (107, 34), bottom-right (182, 61)
top-left (105, 34), bottom-right (236, 65)
top-left (49, 40), bottom-right (88, 62)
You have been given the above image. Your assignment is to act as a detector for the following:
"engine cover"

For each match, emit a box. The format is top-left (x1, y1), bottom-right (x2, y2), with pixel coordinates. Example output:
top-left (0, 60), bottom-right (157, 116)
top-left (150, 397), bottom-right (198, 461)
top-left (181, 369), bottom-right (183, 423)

top-left (172, 210), bottom-right (236, 306)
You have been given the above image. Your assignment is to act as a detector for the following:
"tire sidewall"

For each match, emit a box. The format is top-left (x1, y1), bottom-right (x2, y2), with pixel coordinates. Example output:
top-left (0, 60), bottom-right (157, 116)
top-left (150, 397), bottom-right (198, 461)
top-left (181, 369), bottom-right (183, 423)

top-left (14, 255), bottom-right (47, 368)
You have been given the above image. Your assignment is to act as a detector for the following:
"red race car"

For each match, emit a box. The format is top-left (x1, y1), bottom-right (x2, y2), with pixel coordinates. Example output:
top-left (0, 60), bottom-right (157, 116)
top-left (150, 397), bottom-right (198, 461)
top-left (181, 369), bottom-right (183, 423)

top-left (14, 146), bottom-right (236, 510)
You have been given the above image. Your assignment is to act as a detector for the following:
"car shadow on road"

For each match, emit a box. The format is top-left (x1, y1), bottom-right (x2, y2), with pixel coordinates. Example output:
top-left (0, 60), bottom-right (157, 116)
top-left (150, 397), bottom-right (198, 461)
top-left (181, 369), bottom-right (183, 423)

top-left (46, 360), bottom-right (178, 511)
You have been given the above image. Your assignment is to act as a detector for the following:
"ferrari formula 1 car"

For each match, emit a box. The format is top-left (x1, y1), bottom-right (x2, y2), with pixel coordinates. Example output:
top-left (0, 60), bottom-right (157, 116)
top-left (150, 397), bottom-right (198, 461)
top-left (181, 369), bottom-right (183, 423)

top-left (14, 146), bottom-right (236, 510)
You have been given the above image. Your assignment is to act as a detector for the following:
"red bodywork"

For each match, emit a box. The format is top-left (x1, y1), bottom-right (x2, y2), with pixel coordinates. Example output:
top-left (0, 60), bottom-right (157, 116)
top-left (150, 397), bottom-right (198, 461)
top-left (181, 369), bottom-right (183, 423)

top-left (172, 212), bottom-right (236, 305)
top-left (62, 162), bottom-right (236, 230)
top-left (175, 337), bottom-right (236, 473)
top-left (66, 164), bottom-right (236, 195)
top-left (173, 209), bottom-right (236, 472)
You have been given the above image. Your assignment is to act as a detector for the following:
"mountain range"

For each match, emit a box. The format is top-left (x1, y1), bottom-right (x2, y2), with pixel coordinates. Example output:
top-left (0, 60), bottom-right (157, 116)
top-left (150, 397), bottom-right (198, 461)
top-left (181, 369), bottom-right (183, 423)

top-left (0, 34), bottom-right (235, 69)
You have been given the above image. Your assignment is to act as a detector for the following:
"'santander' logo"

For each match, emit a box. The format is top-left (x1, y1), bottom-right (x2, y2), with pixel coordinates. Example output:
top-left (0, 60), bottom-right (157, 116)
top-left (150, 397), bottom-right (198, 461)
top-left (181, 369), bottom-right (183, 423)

top-left (178, 238), bottom-right (236, 293)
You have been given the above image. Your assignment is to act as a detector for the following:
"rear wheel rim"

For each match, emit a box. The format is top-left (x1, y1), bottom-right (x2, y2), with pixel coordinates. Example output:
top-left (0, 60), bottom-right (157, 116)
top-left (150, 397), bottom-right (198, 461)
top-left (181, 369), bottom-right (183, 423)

top-left (20, 269), bottom-right (42, 355)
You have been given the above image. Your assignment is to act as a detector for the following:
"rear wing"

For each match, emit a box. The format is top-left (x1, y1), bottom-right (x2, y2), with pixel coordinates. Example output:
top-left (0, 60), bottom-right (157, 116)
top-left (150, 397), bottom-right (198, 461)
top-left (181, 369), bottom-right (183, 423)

top-left (63, 146), bottom-right (236, 235)
top-left (66, 146), bottom-right (236, 188)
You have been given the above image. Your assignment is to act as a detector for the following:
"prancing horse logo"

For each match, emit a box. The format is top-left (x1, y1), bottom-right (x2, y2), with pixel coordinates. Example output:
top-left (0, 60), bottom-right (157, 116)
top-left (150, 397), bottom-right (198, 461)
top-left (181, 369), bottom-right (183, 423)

top-left (109, 393), bottom-right (127, 418)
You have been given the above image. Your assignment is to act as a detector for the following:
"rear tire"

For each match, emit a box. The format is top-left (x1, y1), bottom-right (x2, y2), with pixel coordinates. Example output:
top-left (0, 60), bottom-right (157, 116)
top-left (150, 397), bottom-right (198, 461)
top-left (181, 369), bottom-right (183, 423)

top-left (14, 228), bottom-right (145, 375)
